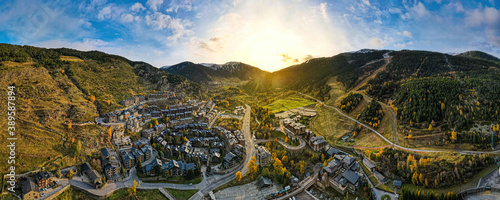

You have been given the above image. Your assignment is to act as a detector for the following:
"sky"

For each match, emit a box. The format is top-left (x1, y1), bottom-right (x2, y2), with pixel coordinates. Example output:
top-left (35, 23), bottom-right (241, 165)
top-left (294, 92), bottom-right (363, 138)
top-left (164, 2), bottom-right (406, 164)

top-left (0, 0), bottom-right (499, 72)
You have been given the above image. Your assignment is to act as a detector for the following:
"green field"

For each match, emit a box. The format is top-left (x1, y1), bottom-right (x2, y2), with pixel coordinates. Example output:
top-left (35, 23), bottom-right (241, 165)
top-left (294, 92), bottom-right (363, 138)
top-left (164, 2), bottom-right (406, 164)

top-left (262, 95), bottom-right (315, 113)
top-left (165, 188), bottom-right (198, 200)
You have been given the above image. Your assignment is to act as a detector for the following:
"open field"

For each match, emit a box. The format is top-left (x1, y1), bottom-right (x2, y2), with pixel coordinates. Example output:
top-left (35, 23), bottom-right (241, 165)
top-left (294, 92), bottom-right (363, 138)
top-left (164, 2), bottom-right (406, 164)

top-left (165, 188), bottom-right (198, 200)
top-left (262, 94), bottom-right (316, 113)
top-left (60, 55), bottom-right (84, 62)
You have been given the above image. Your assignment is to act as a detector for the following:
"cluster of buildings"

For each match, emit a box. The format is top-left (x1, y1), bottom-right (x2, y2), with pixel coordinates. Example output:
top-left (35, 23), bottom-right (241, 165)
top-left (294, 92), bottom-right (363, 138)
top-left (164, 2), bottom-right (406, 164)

top-left (257, 145), bottom-right (272, 167)
top-left (147, 91), bottom-right (177, 99)
top-left (283, 116), bottom-right (307, 140)
top-left (320, 147), bottom-right (364, 195)
top-left (100, 148), bottom-right (122, 182)
top-left (213, 126), bottom-right (245, 149)
top-left (234, 106), bottom-right (245, 115)
top-left (120, 95), bottom-right (145, 106)
top-left (21, 171), bottom-right (54, 200)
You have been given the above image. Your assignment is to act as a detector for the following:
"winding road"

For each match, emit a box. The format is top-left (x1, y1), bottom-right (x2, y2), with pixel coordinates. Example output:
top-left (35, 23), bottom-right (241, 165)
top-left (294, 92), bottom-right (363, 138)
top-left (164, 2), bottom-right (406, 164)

top-left (300, 93), bottom-right (500, 155)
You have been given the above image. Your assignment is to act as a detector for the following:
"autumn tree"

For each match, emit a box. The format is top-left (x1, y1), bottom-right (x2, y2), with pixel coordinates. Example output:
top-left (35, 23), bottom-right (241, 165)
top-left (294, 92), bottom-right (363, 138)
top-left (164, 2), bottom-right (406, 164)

top-left (428, 124), bottom-right (433, 131)
top-left (67, 169), bottom-right (74, 179)
top-left (90, 95), bottom-right (95, 103)
top-left (108, 127), bottom-right (113, 138)
top-left (451, 130), bottom-right (457, 143)
top-left (107, 100), bottom-right (110, 105)
top-left (67, 121), bottom-right (72, 130)
top-left (235, 171), bottom-right (242, 182)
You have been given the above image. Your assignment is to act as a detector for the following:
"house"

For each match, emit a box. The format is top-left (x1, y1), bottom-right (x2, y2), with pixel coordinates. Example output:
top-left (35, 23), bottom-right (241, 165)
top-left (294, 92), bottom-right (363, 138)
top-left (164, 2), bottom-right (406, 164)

top-left (163, 160), bottom-right (196, 177)
top-left (309, 136), bottom-right (327, 151)
top-left (393, 180), bottom-right (403, 189)
top-left (342, 156), bottom-right (356, 169)
top-left (143, 159), bottom-right (162, 176)
top-left (332, 169), bottom-right (362, 194)
top-left (120, 151), bottom-right (135, 169)
top-left (132, 148), bottom-right (145, 164)
top-left (35, 171), bottom-right (52, 189)
top-left (22, 178), bottom-right (40, 200)
top-left (81, 163), bottom-right (103, 189)
top-left (223, 152), bottom-right (239, 168)
top-left (363, 158), bottom-right (376, 173)
top-left (326, 147), bottom-right (340, 159)
top-left (100, 148), bottom-right (122, 181)
top-left (141, 146), bottom-right (153, 161)
top-left (133, 140), bottom-right (147, 149)
top-left (257, 146), bottom-right (272, 167)
top-left (258, 176), bottom-right (273, 188)
top-left (323, 159), bottom-right (341, 175)
top-left (374, 171), bottom-right (389, 184)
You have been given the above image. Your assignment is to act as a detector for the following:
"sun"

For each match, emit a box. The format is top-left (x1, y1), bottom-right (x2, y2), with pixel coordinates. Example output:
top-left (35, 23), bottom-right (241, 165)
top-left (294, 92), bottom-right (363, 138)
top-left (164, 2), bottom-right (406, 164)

top-left (239, 30), bottom-right (294, 72)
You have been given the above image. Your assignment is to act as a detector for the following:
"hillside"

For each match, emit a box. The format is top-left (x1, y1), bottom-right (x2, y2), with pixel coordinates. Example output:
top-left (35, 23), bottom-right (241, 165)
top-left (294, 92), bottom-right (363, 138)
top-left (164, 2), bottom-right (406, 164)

top-left (245, 49), bottom-right (390, 97)
top-left (457, 50), bottom-right (500, 63)
top-left (246, 49), bottom-right (500, 133)
top-left (0, 44), bottom-right (200, 173)
top-left (162, 61), bottom-right (269, 84)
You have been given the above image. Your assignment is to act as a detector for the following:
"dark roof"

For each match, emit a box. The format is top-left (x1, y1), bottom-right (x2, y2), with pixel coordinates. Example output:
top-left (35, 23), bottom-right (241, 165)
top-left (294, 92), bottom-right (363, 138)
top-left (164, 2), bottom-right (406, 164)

top-left (81, 162), bottom-right (92, 173)
top-left (326, 148), bottom-right (340, 156)
top-left (88, 170), bottom-right (102, 182)
top-left (224, 152), bottom-right (236, 162)
top-left (258, 176), bottom-right (273, 188)
top-left (22, 178), bottom-right (38, 194)
top-left (35, 171), bottom-right (51, 181)
top-left (100, 148), bottom-right (112, 157)
top-left (393, 180), bottom-right (403, 187)
top-left (341, 170), bottom-right (360, 185)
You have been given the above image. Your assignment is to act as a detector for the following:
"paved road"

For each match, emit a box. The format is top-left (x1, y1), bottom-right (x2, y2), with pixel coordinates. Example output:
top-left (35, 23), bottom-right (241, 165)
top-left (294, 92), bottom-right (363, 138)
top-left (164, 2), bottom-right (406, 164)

top-left (300, 93), bottom-right (500, 155)
top-left (255, 138), bottom-right (306, 151)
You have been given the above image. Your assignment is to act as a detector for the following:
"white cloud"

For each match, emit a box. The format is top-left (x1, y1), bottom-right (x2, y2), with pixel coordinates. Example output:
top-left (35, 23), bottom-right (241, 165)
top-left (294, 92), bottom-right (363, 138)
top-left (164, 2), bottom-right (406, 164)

top-left (166, 0), bottom-right (192, 13)
top-left (412, 2), bottom-right (431, 18)
top-left (394, 41), bottom-right (414, 48)
top-left (368, 37), bottom-right (384, 48)
top-left (444, 2), bottom-right (464, 13)
top-left (145, 12), bottom-right (193, 42)
top-left (320, 3), bottom-right (329, 22)
top-left (486, 28), bottom-right (500, 46)
top-left (147, 0), bottom-right (163, 12)
top-left (97, 6), bottom-right (112, 20)
top-left (398, 31), bottom-right (413, 38)
top-left (130, 2), bottom-right (146, 12)
top-left (120, 13), bottom-right (134, 23)
top-left (374, 19), bottom-right (382, 24)
top-left (361, 0), bottom-right (370, 6)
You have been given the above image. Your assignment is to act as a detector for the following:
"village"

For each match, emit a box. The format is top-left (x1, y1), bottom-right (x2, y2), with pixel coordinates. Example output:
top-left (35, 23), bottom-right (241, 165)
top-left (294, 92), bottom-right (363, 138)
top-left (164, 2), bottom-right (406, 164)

top-left (12, 90), bottom-right (402, 200)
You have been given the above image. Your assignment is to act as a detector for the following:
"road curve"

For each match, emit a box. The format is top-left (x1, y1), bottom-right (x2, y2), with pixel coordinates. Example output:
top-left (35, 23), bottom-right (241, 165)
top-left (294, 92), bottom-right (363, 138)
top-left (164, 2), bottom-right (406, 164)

top-left (300, 93), bottom-right (500, 154)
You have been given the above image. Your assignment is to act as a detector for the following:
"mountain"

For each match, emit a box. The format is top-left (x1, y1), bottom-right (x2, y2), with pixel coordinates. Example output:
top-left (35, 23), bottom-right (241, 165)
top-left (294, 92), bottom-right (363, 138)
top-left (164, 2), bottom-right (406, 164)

top-left (246, 49), bottom-right (500, 131)
top-left (457, 50), bottom-right (500, 63)
top-left (162, 61), bottom-right (270, 84)
top-left (244, 49), bottom-right (391, 96)
top-left (0, 43), bottom-right (200, 173)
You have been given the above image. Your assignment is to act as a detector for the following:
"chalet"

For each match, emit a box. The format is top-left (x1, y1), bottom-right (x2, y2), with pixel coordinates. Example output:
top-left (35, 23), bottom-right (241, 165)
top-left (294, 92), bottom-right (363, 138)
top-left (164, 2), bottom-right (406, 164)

top-left (323, 159), bottom-right (341, 175)
top-left (163, 160), bottom-right (196, 177)
top-left (133, 140), bottom-right (147, 149)
top-left (22, 178), bottom-right (40, 200)
top-left (141, 146), bottom-right (153, 161)
top-left (105, 113), bottom-right (118, 123)
top-left (100, 148), bottom-right (122, 181)
top-left (393, 180), bottom-right (403, 189)
top-left (332, 169), bottom-right (362, 194)
top-left (223, 152), bottom-right (239, 168)
top-left (143, 158), bottom-right (162, 176)
top-left (326, 147), bottom-right (340, 159)
top-left (132, 148), bottom-right (145, 164)
top-left (342, 156), bottom-right (356, 169)
top-left (35, 171), bottom-right (52, 189)
top-left (310, 135), bottom-right (327, 151)
top-left (374, 171), bottom-right (389, 184)
top-left (257, 146), bottom-right (272, 167)
top-left (258, 176), bottom-right (273, 188)
top-left (151, 111), bottom-right (161, 118)
top-left (120, 151), bottom-right (135, 169)
top-left (81, 163), bottom-right (102, 189)
top-left (363, 158), bottom-right (376, 173)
